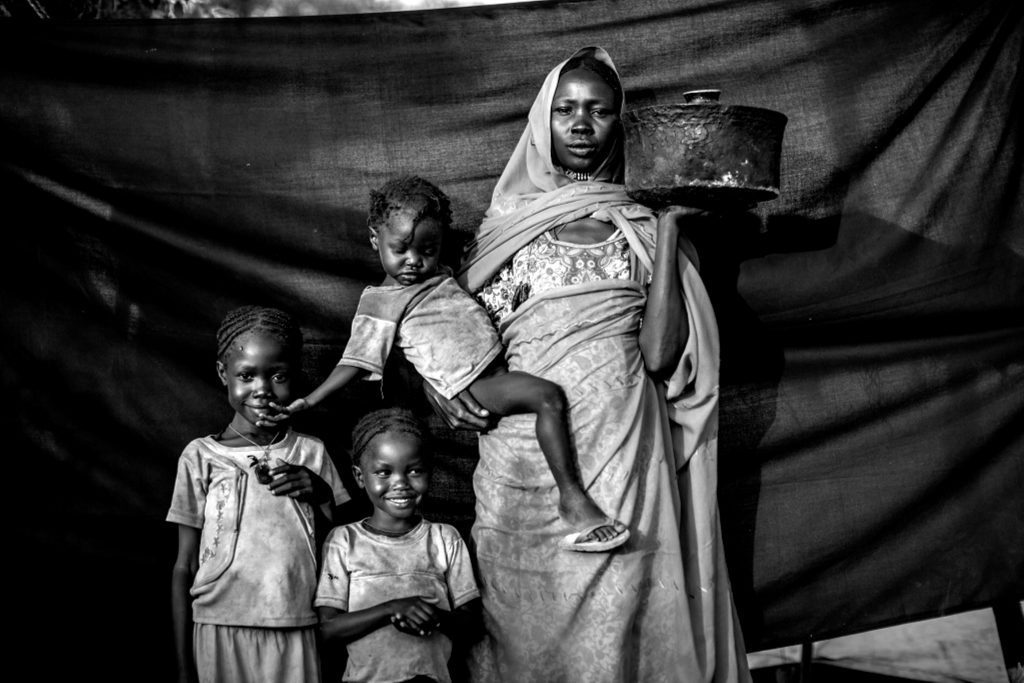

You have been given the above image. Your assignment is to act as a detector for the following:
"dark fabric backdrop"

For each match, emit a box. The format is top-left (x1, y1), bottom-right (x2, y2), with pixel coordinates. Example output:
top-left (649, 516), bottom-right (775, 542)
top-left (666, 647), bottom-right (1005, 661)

top-left (2, 0), bottom-right (1021, 679)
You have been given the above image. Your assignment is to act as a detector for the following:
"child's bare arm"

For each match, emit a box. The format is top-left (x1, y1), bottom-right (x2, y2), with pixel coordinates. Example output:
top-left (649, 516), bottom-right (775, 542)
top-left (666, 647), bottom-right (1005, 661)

top-left (171, 525), bottom-right (200, 683)
top-left (638, 206), bottom-right (701, 379)
top-left (436, 597), bottom-right (482, 644)
top-left (261, 364), bottom-right (367, 426)
top-left (318, 597), bottom-right (442, 644)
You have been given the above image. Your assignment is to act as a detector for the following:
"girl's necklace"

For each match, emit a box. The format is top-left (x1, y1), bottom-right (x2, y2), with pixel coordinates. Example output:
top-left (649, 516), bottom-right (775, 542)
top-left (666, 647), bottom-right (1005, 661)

top-left (227, 424), bottom-right (283, 484)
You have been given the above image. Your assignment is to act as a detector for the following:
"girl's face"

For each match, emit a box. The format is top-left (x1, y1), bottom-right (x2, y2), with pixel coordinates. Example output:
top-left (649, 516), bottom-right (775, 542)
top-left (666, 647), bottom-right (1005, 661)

top-left (370, 210), bottom-right (443, 287)
top-left (550, 67), bottom-right (620, 176)
top-left (216, 331), bottom-right (295, 432)
top-left (354, 432), bottom-right (431, 533)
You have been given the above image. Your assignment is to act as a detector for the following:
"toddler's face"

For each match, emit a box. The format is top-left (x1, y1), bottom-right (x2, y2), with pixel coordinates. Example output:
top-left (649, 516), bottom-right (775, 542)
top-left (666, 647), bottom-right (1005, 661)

top-left (354, 432), bottom-right (431, 533)
top-left (216, 332), bottom-right (294, 429)
top-left (370, 211), bottom-right (443, 286)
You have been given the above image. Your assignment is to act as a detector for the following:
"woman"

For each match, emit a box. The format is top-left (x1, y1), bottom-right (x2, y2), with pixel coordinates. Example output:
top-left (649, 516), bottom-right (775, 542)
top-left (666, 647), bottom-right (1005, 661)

top-left (429, 47), bottom-right (750, 682)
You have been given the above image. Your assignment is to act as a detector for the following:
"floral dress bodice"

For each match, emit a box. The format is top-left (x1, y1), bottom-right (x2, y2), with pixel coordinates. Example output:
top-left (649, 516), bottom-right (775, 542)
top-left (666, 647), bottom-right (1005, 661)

top-left (477, 229), bottom-right (634, 326)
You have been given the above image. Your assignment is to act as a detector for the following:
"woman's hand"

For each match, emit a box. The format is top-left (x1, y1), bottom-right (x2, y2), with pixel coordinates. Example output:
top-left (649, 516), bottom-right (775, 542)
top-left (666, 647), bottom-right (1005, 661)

top-left (423, 382), bottom-right (495, 432)
top-left (657, 205), bottom-right (705, 233)
top-left (256, 398), bottom-right (309, 428)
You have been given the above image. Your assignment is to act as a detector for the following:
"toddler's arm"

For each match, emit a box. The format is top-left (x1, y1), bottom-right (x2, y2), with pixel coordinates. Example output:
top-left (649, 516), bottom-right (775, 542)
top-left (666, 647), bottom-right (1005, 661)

top-left (262, 364), bottom-right (366, 426)
top-left (318, 597), bottom-right (443, 644)
top-left (171, 525), bottom-right (200, 683)
top-left (638, 206), bottom-right (701, 379)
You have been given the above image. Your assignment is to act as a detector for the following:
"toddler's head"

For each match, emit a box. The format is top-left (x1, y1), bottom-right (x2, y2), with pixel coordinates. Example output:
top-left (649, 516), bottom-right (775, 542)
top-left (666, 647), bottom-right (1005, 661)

top-left (367, 176), bottom-right (452, 287)
top-left (351, 407), bottom-right (432, 533)
top-left (215, 305), bottom-right (303, 430)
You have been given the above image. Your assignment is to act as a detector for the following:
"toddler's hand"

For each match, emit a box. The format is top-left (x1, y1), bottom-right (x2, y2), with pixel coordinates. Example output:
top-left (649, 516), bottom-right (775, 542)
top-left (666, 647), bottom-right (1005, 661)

top-left (255, 398), bottom-right (309, 428)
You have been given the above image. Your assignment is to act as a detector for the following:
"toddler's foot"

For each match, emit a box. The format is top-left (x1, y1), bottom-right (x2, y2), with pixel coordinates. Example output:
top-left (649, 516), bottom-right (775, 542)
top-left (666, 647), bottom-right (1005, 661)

top-left (558, 492), bottom-right (630, 553)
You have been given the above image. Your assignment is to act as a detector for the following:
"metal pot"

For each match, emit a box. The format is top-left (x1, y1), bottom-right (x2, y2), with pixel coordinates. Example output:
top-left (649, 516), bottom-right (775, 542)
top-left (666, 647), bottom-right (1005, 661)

top-left (622, 90), bottom-right (787, 208)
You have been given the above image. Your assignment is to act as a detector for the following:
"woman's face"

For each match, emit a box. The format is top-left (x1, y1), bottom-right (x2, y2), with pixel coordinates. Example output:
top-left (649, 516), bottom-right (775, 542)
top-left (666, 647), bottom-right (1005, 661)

top-left (550, 67), bottom-right (620, 176)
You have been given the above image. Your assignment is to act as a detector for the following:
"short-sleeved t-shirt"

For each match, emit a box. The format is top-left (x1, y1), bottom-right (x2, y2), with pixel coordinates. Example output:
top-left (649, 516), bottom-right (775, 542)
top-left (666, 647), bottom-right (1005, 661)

top-left (339, 271), bottom-right (504, 399)
top-left (315, 519), bottom-right (480, 683)
top-left (167, 430), bottom-right (350, 627)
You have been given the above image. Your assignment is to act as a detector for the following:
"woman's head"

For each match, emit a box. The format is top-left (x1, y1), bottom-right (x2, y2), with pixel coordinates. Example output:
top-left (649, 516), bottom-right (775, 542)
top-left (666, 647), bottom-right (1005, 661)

top-left (550, 59), bottom-right (622, 179)
top-left (350, 407), bottom-right (432, 531)
top-left (215, 306), bottom-right (303, 430)
top-left (367, 176), bottom-right (452, 286)
top-left (485, 47), bottom-right (625, 210)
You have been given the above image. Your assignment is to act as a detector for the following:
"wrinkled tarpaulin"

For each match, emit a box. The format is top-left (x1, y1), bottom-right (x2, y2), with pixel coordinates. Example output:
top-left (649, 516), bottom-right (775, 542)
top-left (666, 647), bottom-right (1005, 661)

top-left (2, 0), bottom-right (1021, 678)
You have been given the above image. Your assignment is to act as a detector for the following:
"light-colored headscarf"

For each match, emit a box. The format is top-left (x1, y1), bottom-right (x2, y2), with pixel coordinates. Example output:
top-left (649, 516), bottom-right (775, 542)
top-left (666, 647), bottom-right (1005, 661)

top-left (457, 46), bottom-right (664, 294)
top-left (487, 46), bottom-right (624, 202)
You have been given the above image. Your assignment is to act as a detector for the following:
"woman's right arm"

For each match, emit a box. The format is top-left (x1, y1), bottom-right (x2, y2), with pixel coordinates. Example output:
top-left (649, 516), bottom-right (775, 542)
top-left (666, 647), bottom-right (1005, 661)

top-left (423, 381), bottom-right (496, 432)
top-left (171, 525), bottom-right (200, 683)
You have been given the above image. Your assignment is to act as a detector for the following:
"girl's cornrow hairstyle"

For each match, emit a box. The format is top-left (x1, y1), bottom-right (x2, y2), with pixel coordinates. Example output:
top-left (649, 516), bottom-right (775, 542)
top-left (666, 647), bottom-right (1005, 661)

top-left (216, 305), bottom-right (303, 361)
top-left (367, 175), bottom-right (453, 235)
top-left (351, 407), bottom-right (429, 467)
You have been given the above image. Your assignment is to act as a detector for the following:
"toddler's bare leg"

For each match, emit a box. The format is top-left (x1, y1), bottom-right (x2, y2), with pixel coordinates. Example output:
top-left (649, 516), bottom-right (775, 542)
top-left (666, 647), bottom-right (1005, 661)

top-left (468, 371), bottom-right (625, 546)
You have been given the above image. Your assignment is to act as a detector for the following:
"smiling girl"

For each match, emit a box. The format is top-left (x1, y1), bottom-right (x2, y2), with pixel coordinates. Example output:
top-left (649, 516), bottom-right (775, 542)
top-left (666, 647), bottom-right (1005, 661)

top-left (315, 408), bottom-right (480, 683)
top-left (168, 305), bottom-right (350, 683)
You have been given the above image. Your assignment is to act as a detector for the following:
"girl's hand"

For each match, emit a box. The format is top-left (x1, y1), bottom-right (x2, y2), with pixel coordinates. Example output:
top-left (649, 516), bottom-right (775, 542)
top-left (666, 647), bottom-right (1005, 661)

top-left (388, 597), bottom-right (442, 637)
top-left (267, 459), bottom-right (329, 503)
top-left (424, 383), bottom-right (494, 432)
top-left (256, 398), bottom-right (309, 428)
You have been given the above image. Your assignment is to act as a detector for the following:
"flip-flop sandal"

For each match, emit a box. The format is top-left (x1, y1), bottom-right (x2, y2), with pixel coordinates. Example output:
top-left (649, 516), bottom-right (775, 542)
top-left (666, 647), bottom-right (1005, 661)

top-left (559, 520), bottom-right (630, 552)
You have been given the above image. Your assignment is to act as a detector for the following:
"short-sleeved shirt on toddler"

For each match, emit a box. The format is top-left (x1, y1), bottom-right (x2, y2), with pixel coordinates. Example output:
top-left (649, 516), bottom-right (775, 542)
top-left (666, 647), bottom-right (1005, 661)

top-left (166, 429), bottom-right (350, 628)
top-left (339, 269), bottom-right (504, 400)
top-left (315, 519), bottom-right (480, 683)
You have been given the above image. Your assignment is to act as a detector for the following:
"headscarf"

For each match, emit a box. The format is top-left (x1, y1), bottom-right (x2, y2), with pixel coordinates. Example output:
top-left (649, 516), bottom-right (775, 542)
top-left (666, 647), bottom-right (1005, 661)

top-left (457, 46), bottom-right (662, 293)
top-left (488, 46), bottom-right (624, 203)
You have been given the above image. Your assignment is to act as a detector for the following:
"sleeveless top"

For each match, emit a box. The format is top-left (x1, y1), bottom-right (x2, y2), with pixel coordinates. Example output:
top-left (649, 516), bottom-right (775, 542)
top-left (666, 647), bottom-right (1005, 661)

top-left (477, 229), bottom-right (635, 326)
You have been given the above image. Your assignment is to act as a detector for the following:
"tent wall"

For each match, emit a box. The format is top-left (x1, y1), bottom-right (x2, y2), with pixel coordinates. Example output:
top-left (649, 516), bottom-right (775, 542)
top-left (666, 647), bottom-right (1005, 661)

top-left (2, 0), bottom-right (1021, 678)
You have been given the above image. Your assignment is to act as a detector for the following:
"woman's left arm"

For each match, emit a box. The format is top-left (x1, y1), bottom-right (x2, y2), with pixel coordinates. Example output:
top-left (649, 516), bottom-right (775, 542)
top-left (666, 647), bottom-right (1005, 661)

top-left (639, 206), bottom-right (702, 379)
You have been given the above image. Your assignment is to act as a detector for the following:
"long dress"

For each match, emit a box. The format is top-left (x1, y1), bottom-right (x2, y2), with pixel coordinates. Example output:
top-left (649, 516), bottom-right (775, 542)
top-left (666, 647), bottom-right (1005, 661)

top-left (459, 47), bottom-right (751, 683)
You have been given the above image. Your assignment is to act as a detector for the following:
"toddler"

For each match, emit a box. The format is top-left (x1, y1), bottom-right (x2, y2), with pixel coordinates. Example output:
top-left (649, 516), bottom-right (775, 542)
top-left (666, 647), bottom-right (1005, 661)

top-left (270, 176), bottom-right (627, 552)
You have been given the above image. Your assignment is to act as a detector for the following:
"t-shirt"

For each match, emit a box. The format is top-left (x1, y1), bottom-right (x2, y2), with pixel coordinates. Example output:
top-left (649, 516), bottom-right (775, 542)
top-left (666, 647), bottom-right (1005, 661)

top-left (339, 270), bottom-right (504, 399)
top-left (315, 519), bottom-right (480, 683)
top-left (166, 430), bottom-right (350, 627)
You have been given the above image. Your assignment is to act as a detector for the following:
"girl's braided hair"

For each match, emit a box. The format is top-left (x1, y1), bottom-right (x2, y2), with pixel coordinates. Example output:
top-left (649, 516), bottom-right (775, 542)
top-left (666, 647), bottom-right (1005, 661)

top-left (367, 175), bottom-right (453, 235)
top-left (351, 407), bottom-right (429, 467)
top-left (216, 305), bottom-right (303, 361)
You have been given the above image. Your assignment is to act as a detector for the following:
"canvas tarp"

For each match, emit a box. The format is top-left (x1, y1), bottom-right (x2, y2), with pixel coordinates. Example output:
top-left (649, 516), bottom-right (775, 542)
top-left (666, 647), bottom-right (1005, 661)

top-left (2, 0), bottom-right (1021, 679)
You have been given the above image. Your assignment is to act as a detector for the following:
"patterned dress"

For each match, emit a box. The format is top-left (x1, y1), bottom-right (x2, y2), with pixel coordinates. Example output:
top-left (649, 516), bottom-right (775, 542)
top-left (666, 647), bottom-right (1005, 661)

top-left (467, 228), bottom-right (707, 682)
